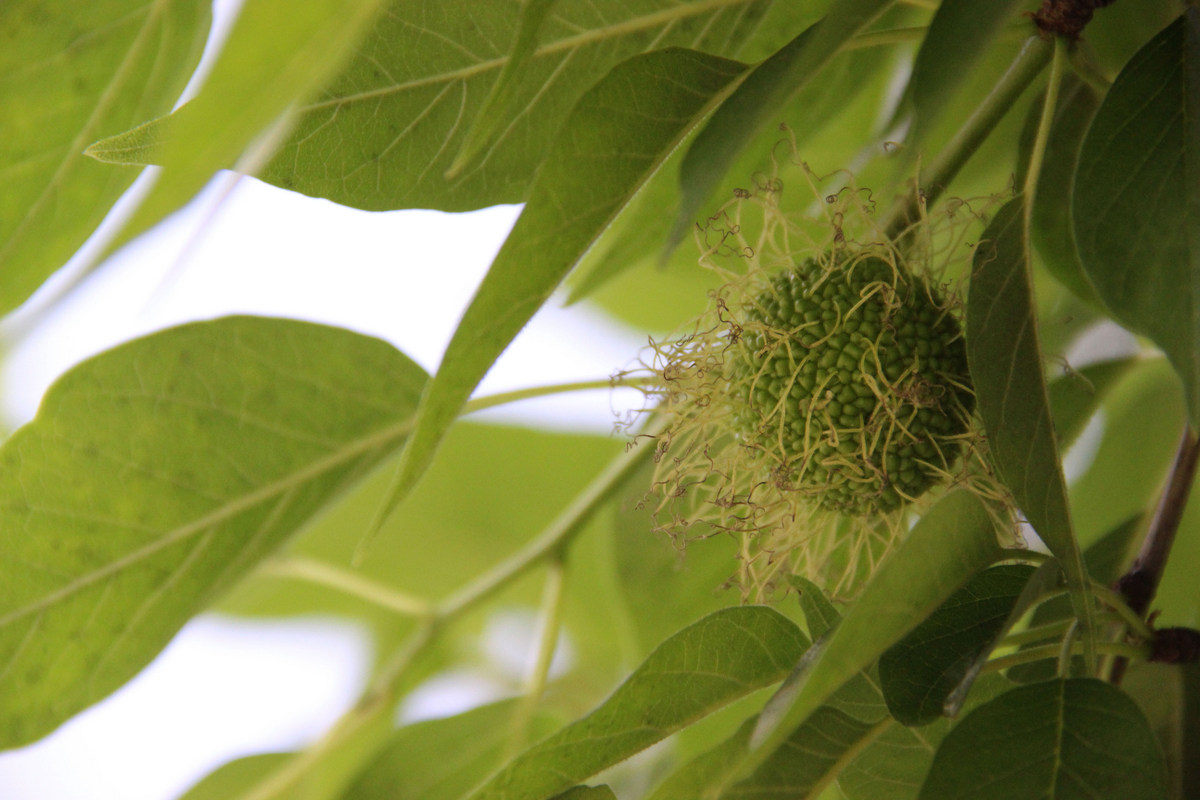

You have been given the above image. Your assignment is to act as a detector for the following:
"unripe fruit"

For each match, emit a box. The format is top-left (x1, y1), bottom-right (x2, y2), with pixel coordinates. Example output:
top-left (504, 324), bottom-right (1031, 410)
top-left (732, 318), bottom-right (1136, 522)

top-left (729, 254), bottom-right (973, 515)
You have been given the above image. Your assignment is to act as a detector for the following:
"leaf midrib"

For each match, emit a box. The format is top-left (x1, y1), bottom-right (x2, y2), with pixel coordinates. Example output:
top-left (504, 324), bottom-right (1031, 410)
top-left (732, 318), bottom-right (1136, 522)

top-left (302, 0), bottom-right (753, 111)
top-left (0, 415), bottom-right (414, 629)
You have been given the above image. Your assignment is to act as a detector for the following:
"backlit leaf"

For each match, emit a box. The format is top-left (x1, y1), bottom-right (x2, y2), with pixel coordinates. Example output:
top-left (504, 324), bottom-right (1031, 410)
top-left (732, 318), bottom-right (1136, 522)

top-left (87, 0), bottom-right (390, 255)
top-left (261, 0), bottom-right (776, 211)
top-left (0, 0), bottom-right (208, 313)
top-left (0, 317), bottom-right (427, 748)
top-left (343, 700), bottom-right (561, 800)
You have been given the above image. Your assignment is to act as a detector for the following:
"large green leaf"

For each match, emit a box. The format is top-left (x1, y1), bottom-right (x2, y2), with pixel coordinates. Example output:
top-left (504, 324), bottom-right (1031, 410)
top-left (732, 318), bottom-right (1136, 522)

top-left (0, 317), bottom-right (427, 748)
top-left (1074, 10), bottom-right (1200, 425)
top-left (0, 0), bottom-right (208, 314)
top-left (255, 0), bottom-right (773, 212)
top-left (747, 490), bottom-right (1001, 776)
top-left (669, 0), bottom-right (893, 252)
top-left (465, 606), bottom-right (807, 800)
top-left (918, 679), bottom-right (1169, 799)
top-left (371, 47), bottom-right (747, 531)
top-left (905, 0), bottom-right (1028, 144)
top-left (86, 0), bottom-right (390, 255)
top-left (967, 196), bottom-right (1095, 658)
top-left (878, 564), bottom-right (1035, 726)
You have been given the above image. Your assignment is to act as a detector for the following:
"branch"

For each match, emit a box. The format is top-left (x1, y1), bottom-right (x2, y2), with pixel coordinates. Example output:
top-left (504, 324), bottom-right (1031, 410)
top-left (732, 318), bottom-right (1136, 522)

top-left (1116, 425), bottom-right (1200, 618)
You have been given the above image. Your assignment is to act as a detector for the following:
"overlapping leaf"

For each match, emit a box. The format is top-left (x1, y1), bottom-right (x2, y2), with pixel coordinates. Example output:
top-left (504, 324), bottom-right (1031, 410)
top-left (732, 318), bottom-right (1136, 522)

top-left (86, 0), bottom-right (392, 255)
top-left (1074, 10), bottom-right (1200, 424)
top-left (669, 0), bottom-right (893, 252)
top-left (0, 317), bottom-right (427, 748)
top-left (967, 196), bottom-right (1095, 659)
top-left (747, 490), bottom-right (1001, 776)
top-left (258, 0), bottom-right (775, 212)
top-left (371, 47), bottom-right (747, 531)
top-left (466, 606), bottom-right (806, 800)
top-left (0, 0), bottom-right (208, 313)
top-left (878, 565), bottom-right (1035, 726)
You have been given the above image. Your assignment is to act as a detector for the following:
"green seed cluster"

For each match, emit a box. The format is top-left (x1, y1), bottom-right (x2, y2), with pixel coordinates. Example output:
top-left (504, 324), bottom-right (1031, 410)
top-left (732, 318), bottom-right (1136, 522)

top-left (732, 255), bottom-right (973, 515)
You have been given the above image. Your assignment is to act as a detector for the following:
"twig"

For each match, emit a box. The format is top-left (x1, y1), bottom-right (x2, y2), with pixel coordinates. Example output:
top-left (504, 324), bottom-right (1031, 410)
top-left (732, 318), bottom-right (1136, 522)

top-left (1116, 426), bottom-right (1200, 618)
top-left (1110, 425), bottom-right (1200, 683)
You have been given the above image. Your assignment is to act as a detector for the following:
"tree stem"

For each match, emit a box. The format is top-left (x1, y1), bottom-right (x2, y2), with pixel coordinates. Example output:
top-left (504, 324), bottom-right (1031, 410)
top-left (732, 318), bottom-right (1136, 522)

top-left (1117, 425), bottom-right (1200, 617)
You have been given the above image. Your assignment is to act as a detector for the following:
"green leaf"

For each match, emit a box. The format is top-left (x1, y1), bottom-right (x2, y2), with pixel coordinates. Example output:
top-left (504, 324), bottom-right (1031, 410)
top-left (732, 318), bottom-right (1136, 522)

top-left (1019, 74), bottom-right (1104, 306)
top-left (465, 606), bottom-right (807, 800)
top-left (87, 0), bottom-right (389, 254)
top-left (650, 576), bottom-right (983, 800)
top-left (1074, 10), bottom-right (1200, 425)
top-left (668, 0), bottom-right (893, 254)
top-left (256, 0), bottom-right (776, 211)
top-left (343, 700), bottom-right (560, 800)
top-left (967, 196), bottom-right (1095, 661)
top-left (177, 754), bottom-right (292, 800)
top-left (906, 0), bottom-right (1028, 144)
top-left (747, 490), bottom-right (1001, 775)
top-left (370, 47), bottom-right (747, 534)
top-left (0, 0), bottom-right (208, 313)
top-left (444, 0), bottom-right (559, 179)
top-left (878, 564), bottom-right (1036, 726)
top-left (569, 25), bottom-right (900, 305)
top-left (606, 458), bottom-right (743, 659)
top-left (791, 575), bottom-right (841, 641)
top-left (0, 317), bottom-right (427, 748)
top-left (918, 679), bottom-right (1169, 799)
